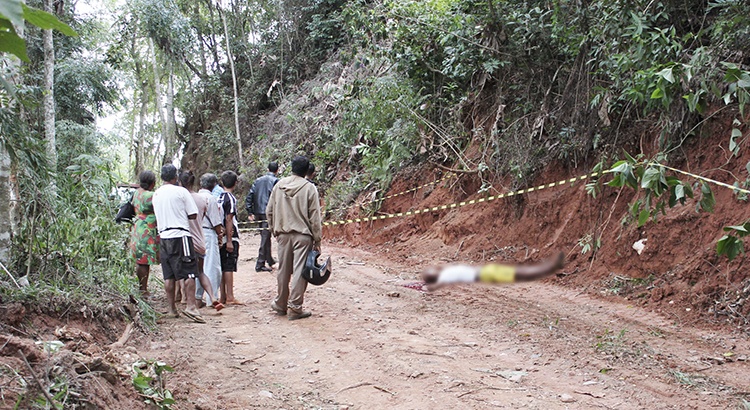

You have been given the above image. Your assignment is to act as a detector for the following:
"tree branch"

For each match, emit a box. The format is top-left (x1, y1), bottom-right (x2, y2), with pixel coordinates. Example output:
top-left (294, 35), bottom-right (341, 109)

top-left (431, 162), bottom-right (478, 174)
top-left (18, 349), bottom-right (57, 407)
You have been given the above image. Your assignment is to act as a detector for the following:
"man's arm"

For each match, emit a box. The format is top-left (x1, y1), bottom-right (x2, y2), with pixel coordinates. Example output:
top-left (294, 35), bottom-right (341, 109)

top-left (225, 213), bottom-right (235, 252)
top-left (245, 183), bottom-right (255, 219)
top-left (185, 190), bottom-right (199, 220)
top-left (210, 197), bottom-right (224, 243)
top-left (266, 186), bottom-right (276, 236)
top-left (308, 186), bottom-right (322, 251)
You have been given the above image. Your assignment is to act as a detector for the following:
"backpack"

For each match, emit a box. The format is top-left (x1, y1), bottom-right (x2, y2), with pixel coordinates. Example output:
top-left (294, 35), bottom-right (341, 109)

top-left (115, 192), bottom-right (136, 223)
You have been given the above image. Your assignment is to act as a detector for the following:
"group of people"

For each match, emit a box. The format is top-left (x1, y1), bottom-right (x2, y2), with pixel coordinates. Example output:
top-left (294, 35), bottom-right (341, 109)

top-left (128, 155), bottom-right (323, 323)
top-left (128, 154), bottom-right (567, 324)
top-left (129, 165), bottom-right (243, 323)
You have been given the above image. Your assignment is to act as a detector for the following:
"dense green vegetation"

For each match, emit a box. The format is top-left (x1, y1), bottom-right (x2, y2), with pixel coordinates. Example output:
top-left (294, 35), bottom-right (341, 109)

top-left (1, 0), bottom-right (749, 305)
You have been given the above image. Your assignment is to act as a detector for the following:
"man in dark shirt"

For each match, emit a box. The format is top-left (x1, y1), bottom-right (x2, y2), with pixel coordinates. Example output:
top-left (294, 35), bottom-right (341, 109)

top-left (246, 162), bottom-right (280, 272)
top-left (305, 163), bottom-right (316, 183)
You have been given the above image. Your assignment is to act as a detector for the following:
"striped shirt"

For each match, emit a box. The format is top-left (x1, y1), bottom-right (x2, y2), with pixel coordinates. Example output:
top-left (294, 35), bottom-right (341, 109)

top-left (219, 191), bottom-right (239, 240)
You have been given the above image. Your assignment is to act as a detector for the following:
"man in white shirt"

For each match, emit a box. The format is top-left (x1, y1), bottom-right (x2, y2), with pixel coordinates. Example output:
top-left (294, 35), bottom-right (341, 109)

top-left (152, 164), bottom-right (204, 323)
top-left (196, 173), bottom-right (224, 305)
top-left (179, 171), bottom-right (224, 312)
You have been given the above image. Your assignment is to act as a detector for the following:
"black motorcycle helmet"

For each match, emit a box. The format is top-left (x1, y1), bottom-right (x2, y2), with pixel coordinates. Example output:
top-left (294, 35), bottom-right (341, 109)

top-left (303, 250), bottom-right (332, 286)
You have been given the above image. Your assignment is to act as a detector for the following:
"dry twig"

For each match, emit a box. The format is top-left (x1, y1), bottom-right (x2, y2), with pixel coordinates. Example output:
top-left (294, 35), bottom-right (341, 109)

top-left (18, 349), bottom-right (57, 407)
top-left (240, 353), bottom-right (266, 365)
top-left (403, 349), bottom-right (455, 360)
top-left (454, 240), bottom-right (464, 259)
top-left (373, 385), bottom-right (396, 395)
top-left (336, 382), bottom-right (373, 394)
top-left (108, 322), bottom-right (134, 350)
top-left (457, 386), bottom-right (515, 398)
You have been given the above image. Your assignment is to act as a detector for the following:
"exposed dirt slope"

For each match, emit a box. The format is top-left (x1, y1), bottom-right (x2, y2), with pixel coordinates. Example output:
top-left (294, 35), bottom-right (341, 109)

top-left (3, 121), bottom-right (749, 408)
top-left (328, 121), bottom-right (750, 333)
top-left (0, 305), bottom-right (145, 409)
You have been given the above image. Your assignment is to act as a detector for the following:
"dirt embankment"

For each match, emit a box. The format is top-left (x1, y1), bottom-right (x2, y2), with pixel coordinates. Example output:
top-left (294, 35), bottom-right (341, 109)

top-left (0, 302), bottom-right (145, 409)
top-left (328, 118), bottom-right (750, 334)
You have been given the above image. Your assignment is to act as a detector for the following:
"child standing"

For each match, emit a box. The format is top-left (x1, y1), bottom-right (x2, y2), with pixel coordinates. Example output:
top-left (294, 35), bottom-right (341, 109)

top-left (218, 170), bottom-right (242, 305)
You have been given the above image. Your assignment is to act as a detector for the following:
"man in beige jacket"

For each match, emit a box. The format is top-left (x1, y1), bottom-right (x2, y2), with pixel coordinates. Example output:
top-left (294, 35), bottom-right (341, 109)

top-left (267, 156), bottom-right (322, 320)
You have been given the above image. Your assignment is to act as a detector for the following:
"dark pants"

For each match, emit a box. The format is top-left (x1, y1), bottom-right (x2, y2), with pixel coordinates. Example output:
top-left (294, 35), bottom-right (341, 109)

top-left (256, 214), bottom-right (275, 268)
top-left (160, 236), bottom-right (196, 280)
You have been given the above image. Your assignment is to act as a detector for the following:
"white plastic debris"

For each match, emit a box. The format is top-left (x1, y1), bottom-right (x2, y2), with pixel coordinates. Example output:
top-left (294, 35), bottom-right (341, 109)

top-left (632, 238), bottom-right (648, 255)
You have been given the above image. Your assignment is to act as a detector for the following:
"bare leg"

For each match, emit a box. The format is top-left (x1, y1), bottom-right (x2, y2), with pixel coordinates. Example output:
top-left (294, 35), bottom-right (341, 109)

top-left (223, 271), bottom-right (239, 303)
top-left (195, 257), bottom-right (207, 307)
top-left (220, 273), bottom-right (227, 304)
top-left (197, 274), bottom-right (215, 305)
top-left (165, 279), bottom-right (178, 317)
top-left (174, 280), bottom-right (183, 304)
top-left (198, 273), bottom-right (223, 311)
top-left (184, 278), bottom-right (200, 315)
top-left (515, 252), bottom-right (565, 282)
top-left (136, 264), bottom-right (150, 295)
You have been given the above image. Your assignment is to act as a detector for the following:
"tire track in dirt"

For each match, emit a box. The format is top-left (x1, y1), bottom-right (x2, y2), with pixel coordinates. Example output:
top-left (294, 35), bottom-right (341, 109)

top-left (135, 235), bottom-right (750, 409)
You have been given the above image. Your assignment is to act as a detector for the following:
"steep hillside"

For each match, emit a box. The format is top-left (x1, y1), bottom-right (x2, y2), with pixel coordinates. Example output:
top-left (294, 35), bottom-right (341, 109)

top-left (175, 0), bottom-right (750, 331)
top-left (325, 109), bottom-right (750, 332)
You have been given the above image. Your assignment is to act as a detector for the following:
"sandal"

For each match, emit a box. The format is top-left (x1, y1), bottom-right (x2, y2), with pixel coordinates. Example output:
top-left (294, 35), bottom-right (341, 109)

top-left (182, 310), bottom-right (206, 324)
top-left (212, 301), bottom-right (225, 311)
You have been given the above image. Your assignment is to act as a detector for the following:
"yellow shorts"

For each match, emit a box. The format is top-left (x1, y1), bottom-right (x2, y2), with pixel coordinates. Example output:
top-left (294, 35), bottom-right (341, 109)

top-left (478, 264), bottom-right (516, 283)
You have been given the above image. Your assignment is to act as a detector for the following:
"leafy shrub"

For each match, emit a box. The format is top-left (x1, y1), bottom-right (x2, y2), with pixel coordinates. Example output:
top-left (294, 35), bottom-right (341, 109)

top-left (315, 61), bottom-right (422, 202)
top-left (132, 359), bottom-right (175, 409)
top-left (2, 152), bottom-right (142, 320)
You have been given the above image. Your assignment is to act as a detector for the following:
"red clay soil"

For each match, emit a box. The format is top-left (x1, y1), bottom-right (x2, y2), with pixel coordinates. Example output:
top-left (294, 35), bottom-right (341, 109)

top-left (135, 235), bottom-right (749, 409)
top-left (0, 306), bottom-right (145, 409)
top-left (328, 123), bottom-right (750, 334)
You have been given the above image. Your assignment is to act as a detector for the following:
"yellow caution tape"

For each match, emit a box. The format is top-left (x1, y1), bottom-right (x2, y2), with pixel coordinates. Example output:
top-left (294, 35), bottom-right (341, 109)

top-left (323, 172), bottom-right (600, 227)
top-left (325, 172), bottom-right (456, 216)
top-left (240, 161), bottom-right (748, 233)
top-left (238, 227), bottom-right (268, 232)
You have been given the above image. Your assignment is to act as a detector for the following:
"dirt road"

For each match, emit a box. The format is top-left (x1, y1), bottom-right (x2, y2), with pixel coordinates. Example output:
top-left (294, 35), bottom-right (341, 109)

top-left (136, 233), bottom-right (750, 409)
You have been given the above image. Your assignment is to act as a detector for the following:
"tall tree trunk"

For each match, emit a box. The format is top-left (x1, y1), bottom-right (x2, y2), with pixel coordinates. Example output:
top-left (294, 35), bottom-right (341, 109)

top-left (137, 83), bottom-right (148, 176)
top-left (129, 86), bottom-right (141, 179)
top-left (207, 1), bottom-right (221, 73)
top-left (43, 0), bottom-right (57, 178)
top-left (164, 60), bottom-right (177, 163)
top-left (218, 0), bottom-right (244, 168)
top-left (128, 78), bottom-right (138, 178)
top-left (198, 31), bottom-right (208, 77)
top-left (0, 147), bottom-right (12, 264)
top-left (151, 104), bottom-right (163, 170)
top-left (149, 40), bottom-right (168, 165)
top-left (1, 8), bottom-right (25, 266)
top-left (194, 2), bottom-right (208, 77)
top-left (130, 17), bottom-right (145, 178)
